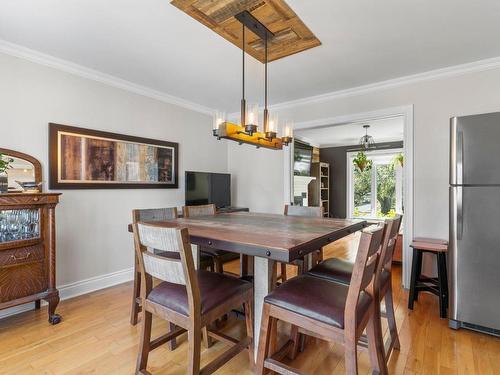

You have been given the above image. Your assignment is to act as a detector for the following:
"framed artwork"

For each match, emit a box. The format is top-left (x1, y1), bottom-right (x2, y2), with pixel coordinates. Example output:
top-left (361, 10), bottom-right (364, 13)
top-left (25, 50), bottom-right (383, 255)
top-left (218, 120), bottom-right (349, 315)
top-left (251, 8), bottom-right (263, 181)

top-left (49, 123), bottom-right (178, 189)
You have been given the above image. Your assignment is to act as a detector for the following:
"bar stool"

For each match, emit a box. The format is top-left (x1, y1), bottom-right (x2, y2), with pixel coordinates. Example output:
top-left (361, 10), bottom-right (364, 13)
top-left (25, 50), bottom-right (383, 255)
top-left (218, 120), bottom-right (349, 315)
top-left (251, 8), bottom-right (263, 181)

top-left (408, 238), bottom-right (449, 318)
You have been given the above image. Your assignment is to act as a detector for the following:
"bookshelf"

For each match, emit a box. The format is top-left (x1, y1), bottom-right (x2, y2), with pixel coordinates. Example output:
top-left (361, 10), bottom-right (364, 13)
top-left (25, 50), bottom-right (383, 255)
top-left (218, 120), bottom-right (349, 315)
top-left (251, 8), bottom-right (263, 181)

top-left (309, 162), bottom-right (330, 217)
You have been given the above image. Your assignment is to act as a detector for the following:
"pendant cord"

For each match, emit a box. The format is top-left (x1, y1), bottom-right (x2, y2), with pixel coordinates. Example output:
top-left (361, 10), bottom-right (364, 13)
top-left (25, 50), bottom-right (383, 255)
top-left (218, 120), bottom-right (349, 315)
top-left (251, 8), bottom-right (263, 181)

top-left (242, 23), bottom-right (245, 101)
top-left (265, 36), bottom-right (268, 110)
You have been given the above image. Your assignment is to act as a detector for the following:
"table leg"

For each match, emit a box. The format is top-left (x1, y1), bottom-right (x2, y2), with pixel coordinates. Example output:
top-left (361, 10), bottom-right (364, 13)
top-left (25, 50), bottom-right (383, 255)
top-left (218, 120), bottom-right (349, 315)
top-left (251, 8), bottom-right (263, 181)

top-left (305, 252), bottom-right (314, 271)
top-left (253, 257), bottom-right (275, 361)
top-left (240, 254), bottom-right (254, 277)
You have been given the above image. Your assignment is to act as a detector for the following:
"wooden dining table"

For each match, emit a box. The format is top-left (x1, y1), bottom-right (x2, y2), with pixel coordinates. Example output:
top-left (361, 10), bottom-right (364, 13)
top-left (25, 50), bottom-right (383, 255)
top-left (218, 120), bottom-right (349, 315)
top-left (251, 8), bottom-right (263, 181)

top-left (128, 211), bottom-right (367, 359)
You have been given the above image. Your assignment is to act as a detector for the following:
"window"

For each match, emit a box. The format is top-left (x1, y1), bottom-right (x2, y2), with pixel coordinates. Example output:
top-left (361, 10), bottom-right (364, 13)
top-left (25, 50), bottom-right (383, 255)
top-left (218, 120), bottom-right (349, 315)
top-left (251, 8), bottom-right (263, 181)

top-left (347, 149), bottom-right (403, 220)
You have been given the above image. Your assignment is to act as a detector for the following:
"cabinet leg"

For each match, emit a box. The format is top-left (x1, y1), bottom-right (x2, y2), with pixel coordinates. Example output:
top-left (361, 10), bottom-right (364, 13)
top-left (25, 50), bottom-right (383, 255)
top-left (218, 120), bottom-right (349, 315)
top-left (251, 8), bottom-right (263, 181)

top-left (47, 294), bottom-right (61, 325)
top-left (35, 300), bottom-right (41, 310)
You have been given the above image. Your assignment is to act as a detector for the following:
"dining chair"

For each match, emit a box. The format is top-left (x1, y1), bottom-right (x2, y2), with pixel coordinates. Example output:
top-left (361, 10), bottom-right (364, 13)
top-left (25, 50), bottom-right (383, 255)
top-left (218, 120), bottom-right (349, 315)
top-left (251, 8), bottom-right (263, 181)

top-left (307, 215), bottom-right (403, 362)
top-left (133, 222), bottom-right (254, 375)
top-left (130, 207), bottom-right (215, 351)
top-left (183, 204), bottom-right (239, 274)
top-left (256, 225), bottom-right (387, 375)
top-left (279, 204), bottom-right (324, 282)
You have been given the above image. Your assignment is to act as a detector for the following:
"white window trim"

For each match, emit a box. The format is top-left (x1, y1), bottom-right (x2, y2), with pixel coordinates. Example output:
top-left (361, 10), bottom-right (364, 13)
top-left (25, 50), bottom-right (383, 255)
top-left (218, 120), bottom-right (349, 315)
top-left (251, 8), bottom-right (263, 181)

top-left (346, 148), bottom-right (403, 220)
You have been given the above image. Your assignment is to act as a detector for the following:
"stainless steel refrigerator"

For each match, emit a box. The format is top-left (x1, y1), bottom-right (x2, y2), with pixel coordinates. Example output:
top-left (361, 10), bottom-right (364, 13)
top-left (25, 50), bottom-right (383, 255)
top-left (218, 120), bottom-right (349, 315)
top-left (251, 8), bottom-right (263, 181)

top-left (449, 112), bottom-right (500, 336)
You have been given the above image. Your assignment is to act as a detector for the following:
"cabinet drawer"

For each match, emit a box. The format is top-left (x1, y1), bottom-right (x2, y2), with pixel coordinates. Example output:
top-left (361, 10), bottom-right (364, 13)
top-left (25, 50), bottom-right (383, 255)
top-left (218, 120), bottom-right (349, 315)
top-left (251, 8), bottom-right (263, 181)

top-left (0, 194), bottom-right (48, 206)
top-left (0, 244), bottom-right (45, 267)
top-left (0, 261), bottom-right (47, 303)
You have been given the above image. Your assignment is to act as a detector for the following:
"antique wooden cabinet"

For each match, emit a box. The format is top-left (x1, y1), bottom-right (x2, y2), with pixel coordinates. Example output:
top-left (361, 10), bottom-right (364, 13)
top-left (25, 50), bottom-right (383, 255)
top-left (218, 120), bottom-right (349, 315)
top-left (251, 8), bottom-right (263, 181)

top-left (0, 148), bottom-right (61, 324)
top-left (0, 193), bottom-right (61, 324)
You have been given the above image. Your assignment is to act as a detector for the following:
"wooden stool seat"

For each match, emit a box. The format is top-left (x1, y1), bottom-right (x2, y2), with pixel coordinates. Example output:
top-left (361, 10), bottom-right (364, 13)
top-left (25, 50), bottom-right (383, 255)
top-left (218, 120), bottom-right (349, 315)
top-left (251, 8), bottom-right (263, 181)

top-left (413, 237), bottom-right (448, 245)
top-left (410, 240), bottom-right (448, 252)
top-left (408, 238), bottom-right (449, 318)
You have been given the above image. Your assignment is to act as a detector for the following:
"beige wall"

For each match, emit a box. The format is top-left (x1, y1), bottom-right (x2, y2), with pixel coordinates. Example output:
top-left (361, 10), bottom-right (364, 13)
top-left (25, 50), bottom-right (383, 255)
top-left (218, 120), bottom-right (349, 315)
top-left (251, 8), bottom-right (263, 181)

top-left (0, 52), bottom-right (227, 289)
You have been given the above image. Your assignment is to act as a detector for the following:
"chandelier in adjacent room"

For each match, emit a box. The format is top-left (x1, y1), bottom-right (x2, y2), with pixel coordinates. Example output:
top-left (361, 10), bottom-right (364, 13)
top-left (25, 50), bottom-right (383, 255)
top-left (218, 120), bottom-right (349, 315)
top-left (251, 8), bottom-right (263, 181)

top-left (359, 125), bottom-right (376, 149)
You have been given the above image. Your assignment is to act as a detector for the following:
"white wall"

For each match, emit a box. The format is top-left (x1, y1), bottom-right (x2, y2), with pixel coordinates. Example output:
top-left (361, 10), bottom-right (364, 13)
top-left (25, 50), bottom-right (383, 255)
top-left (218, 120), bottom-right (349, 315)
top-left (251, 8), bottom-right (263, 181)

top-left (229, 66), bottom-right (500, 241)
top-left (0, 52), bottom-right (227, 289)
top-left (228, 143), bottom-right (284, 214)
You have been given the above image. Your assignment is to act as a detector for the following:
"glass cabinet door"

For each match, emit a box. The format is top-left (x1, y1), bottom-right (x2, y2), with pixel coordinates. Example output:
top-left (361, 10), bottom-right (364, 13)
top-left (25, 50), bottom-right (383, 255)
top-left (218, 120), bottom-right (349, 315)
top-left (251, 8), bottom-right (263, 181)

top-left (0, 209), bottom-right (40, 243)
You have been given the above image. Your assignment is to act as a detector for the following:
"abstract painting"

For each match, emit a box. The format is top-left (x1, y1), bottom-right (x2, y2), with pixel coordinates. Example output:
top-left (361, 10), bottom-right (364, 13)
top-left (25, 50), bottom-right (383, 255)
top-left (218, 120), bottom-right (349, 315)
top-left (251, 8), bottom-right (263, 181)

top-left (49, 123), bottom-right (178, 189)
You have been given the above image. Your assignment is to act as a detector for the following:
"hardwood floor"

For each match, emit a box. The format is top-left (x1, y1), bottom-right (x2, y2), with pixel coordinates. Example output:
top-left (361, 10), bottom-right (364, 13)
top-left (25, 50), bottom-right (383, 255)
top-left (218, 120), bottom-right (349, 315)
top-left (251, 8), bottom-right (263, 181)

top-left (1, 233), bottom-right (499, 374)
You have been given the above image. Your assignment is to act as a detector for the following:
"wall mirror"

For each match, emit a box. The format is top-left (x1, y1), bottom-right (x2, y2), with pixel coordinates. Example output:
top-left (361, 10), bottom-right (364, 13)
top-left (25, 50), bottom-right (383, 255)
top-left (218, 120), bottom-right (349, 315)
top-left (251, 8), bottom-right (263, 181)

top-left (0, 148), bottom-right (42, 192)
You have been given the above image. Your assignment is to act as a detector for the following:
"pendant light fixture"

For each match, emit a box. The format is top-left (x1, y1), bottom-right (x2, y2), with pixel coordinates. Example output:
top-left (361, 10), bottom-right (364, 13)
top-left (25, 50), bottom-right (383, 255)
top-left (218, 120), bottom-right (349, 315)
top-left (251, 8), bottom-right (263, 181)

top-left (359, 124), bottom-right (376, 149)
top-left (212, 10), bottom-right (293, 150)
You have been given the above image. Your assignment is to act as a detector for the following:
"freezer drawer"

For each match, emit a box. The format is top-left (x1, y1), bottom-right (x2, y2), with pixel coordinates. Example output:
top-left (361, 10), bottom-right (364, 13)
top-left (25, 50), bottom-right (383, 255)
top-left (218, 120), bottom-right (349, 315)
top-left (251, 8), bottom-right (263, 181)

top-left (451, 112), bottom-right (500, 185)
top-left (449, 186), bottom-right (500, 330)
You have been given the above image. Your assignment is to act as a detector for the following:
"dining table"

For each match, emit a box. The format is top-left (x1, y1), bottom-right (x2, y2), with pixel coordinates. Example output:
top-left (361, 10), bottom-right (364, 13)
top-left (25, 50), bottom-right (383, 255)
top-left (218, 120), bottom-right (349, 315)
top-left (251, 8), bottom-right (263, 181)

top-left (128, 211), bottom-right (367, 359)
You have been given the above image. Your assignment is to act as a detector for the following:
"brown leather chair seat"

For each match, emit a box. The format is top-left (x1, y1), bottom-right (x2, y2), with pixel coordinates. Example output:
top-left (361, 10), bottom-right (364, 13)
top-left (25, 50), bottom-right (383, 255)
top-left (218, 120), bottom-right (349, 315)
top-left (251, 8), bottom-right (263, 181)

top-left (264, 274), bottom-right (372, 328)
top-left (308, 258), bottom-right (390, 287)
top-left (308, 258), bottom-right (354, 284)
top-left (148, 270), bottom-right (252, 316)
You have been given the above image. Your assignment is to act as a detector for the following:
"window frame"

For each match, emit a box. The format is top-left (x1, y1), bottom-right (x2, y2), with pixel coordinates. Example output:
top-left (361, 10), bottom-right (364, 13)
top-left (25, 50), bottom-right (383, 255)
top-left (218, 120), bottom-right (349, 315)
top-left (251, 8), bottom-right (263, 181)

top-left (346, 148), bottom-right (403, 220)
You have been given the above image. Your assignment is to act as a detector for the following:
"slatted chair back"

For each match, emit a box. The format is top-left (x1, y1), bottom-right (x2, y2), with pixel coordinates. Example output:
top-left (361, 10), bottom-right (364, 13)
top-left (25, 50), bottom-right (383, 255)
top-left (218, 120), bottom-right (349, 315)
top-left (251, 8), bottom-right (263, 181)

top-left (133, 207), bottom-right (178, 223)
top-left (133, 223), bottom-right (200, 312)
top-left (183, 204), bottom-right (216, 218)
top-left (379, 215), bottom-right (403, 274)
top-left (284, 204), bottom-right (324, 217)
top-left (345, 225), bottom-right (384, 318)
top-left (133, 208), bottom-right (178, 255)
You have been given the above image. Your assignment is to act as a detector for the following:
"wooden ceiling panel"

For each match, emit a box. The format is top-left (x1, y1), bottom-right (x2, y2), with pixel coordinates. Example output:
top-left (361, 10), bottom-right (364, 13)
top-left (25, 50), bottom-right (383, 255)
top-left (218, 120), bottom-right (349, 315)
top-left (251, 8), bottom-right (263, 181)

top-left (170, 0), bottom-right (321, 63)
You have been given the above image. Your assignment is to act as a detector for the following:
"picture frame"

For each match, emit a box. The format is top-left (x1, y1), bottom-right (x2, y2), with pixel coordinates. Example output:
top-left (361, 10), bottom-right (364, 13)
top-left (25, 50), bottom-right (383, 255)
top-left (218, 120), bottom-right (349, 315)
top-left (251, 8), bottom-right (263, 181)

top-left (49, 123), bottom-right (178, 189)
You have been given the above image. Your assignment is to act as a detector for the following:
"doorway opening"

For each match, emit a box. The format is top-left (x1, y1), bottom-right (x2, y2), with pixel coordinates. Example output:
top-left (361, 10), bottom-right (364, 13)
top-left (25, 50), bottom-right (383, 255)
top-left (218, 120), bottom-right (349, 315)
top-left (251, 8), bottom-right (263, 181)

top-left (283, 106), bottom-right (413, 288)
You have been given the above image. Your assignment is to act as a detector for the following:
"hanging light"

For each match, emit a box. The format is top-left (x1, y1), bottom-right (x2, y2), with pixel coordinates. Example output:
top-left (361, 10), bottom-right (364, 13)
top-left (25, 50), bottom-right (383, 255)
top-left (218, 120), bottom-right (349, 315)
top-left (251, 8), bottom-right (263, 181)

top-left (212, 110), bottom-right (226, 138)
top-left (211, 10), bottom-right (292, 150)
top-left (359, 124), bottom-right (375, 149)
top-left (282, 120), bottom-right (294, 145)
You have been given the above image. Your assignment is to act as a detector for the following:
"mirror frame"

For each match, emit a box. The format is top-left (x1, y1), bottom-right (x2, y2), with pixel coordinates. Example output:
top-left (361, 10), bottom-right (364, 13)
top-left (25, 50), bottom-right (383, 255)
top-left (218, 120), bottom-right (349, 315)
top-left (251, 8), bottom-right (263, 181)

top-left (0, 148), bottom-right (42, 192)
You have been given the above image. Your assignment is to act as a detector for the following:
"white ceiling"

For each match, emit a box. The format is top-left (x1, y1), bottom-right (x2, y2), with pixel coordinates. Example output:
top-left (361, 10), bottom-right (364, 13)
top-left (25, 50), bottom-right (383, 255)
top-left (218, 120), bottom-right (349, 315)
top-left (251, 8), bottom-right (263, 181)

top-left (1, 0), bottom-right (500, 112)
top-left (295, 117), bottom-right (404, 148)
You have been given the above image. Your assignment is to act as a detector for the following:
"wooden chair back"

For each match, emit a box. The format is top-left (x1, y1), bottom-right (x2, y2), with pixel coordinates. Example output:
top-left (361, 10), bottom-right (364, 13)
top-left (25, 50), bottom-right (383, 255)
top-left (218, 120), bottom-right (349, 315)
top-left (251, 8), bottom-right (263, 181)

top-left (133, 207), bottom-right (178, 223)
top-left (345, 225), bottom-right (384, 316)
top-left (184, 204), bottom-right (216, 218)
top-left (284, 205), bottom-right (324, 217)
top-left (379, 215), bottom-right (402, 275)
top-left (133, 223), bottom-right (201, 313)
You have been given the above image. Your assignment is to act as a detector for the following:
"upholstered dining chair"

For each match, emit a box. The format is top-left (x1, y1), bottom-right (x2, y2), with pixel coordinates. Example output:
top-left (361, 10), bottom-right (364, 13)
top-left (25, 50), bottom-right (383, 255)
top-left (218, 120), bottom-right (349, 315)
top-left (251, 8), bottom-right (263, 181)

top-left (183, 204), bottom-right (240, 274)
top-left (130, 207), bottom-right (215, 350)
top-left (308, 215), bottom-right (403, 362)
top-left (256, 225), bottom-right (388, 375)
top-left (132, 222), bottom-right (254, 375)
top-left (279, 204), bottom-right (324, 282)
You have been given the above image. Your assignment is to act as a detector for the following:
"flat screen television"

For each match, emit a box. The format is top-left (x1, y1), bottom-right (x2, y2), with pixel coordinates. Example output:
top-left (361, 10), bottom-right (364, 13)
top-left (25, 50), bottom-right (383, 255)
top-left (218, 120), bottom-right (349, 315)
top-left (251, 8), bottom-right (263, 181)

top-left (185, 171), bottom-right (231, 208)
top-left (294, 141), bottom-right (313, 176)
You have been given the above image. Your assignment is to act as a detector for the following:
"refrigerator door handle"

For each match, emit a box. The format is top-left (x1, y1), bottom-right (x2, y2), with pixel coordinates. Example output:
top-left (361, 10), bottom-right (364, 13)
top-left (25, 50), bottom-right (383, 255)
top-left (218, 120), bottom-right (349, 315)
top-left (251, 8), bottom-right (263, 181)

top-left (457, 131), bottom-right (464, 186)
top-left (457, 186), bottom-right (463, 240)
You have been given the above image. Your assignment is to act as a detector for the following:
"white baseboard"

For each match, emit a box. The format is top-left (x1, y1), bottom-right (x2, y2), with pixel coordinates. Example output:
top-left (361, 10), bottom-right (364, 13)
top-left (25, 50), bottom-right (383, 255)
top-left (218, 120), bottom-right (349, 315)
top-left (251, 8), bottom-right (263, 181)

top-left (0, 267), bottom-right (134, 320)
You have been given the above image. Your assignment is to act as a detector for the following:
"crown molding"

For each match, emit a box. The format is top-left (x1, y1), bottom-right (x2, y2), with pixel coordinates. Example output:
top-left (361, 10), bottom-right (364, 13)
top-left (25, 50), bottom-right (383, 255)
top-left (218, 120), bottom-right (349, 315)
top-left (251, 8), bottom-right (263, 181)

top-left (0, 39), bottom-right (215, 115)
top-left (228, 55), bottom-right (500, 119)
top-left (271, 55), bottom-right (500, 111)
